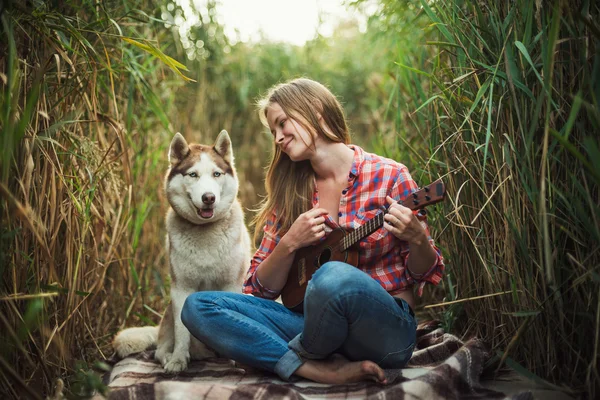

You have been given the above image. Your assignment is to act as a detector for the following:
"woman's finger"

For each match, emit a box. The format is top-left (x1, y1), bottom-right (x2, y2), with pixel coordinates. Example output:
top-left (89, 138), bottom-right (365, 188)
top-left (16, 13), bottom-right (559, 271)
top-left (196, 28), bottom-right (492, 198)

top-left (386, 195), bottom-right (397, 206)
top-left (384, 213), bottom-right (401, 227)
top-left (314, 216), bottom-right (326, 225)
top-left (307, 208), bottom-right (328, 218)
top-left (383, 221), bottom-right (396, 233)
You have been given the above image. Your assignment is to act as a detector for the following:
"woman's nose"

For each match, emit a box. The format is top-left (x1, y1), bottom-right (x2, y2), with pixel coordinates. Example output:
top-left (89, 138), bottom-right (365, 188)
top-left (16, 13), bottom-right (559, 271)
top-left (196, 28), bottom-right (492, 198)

top-left (274, 130), bottom-right (284, 143)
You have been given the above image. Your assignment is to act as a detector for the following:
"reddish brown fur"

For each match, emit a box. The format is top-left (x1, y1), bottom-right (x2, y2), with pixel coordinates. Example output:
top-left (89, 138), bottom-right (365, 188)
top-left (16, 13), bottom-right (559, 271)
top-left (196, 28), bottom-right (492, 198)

top-left (168, 144), bottom-right (234, 180)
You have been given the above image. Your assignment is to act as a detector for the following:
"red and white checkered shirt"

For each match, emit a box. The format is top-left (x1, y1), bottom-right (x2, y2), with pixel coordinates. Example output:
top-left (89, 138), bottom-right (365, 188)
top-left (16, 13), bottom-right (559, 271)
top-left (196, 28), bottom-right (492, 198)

top-left (243, 145), bottom-right (445, 298)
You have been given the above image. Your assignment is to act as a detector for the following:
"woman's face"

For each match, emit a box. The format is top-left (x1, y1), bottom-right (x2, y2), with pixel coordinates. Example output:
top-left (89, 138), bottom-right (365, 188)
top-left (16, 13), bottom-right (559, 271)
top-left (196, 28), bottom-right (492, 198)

top-left (266, 102), bottom-right (316, 161)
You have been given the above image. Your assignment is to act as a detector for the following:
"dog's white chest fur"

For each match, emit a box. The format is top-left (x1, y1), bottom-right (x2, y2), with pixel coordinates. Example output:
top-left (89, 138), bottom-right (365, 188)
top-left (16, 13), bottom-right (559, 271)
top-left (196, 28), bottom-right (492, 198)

top-left (166, 202), bottom-right (249, 292)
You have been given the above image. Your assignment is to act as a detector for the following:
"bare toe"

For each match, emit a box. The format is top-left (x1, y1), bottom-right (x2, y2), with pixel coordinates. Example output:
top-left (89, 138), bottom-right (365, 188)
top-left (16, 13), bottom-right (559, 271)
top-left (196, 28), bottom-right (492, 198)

top-left (361, 361), bottom-right (386, 384)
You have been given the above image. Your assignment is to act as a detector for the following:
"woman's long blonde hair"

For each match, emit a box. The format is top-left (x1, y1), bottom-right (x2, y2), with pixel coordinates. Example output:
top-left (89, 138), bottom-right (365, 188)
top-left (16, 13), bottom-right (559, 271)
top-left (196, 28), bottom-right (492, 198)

top-left (252, 78), bottom-right (351, 242)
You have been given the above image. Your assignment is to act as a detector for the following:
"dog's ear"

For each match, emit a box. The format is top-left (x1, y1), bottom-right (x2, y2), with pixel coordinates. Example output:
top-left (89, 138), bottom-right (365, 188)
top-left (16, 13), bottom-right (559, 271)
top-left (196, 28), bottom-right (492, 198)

top-left (169, 133), bottom-right (189, 166)
top-left (214, 130), bottom-right (234, 165)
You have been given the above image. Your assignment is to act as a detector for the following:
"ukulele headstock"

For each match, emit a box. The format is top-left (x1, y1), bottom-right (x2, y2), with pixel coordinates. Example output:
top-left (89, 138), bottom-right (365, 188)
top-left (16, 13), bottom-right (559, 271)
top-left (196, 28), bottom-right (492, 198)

top-left (400, 179), bottom-right (446, 211)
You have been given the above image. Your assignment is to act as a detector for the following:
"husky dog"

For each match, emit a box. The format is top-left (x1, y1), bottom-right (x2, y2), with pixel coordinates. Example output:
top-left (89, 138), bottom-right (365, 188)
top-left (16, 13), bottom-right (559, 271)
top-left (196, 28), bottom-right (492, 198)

top-left (112, 130), bottom-right (251, 373)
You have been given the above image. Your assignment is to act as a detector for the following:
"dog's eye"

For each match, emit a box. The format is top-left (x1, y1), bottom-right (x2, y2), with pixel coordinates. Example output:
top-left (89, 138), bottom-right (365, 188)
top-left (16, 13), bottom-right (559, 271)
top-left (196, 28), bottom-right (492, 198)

top-left (213, 172), bottom-right (222, 177)
top-left (187, 172), bottom-right (198, 178)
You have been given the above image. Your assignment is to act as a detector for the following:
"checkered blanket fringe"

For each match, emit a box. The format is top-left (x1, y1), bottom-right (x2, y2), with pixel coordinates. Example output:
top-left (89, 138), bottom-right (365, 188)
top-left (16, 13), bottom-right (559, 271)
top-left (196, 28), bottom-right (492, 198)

top-left (95, 321), bottom-right (533, 400)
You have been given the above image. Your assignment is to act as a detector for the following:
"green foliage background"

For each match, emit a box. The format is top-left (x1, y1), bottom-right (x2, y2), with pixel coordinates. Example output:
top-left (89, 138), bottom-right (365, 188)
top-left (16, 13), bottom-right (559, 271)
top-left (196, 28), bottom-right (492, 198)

top-left (0, 0), bottom-right (598, 398)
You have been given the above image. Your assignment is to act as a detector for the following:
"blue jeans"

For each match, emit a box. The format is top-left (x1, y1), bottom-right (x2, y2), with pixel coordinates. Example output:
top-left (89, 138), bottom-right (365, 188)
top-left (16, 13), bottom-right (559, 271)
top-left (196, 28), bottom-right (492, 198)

top-left (181, 261), bottom-right (417, 380)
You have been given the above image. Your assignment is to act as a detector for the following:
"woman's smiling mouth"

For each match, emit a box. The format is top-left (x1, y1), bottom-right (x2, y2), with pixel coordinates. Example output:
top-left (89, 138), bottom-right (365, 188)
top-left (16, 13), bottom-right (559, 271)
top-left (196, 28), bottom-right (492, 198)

top-left (282, 139), bottom-right (292, 151)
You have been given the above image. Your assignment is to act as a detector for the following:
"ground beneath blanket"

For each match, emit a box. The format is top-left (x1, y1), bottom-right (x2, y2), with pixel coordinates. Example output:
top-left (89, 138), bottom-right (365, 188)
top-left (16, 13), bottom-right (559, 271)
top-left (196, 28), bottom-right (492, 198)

top-left (481, 374), bottom-right (574, 400)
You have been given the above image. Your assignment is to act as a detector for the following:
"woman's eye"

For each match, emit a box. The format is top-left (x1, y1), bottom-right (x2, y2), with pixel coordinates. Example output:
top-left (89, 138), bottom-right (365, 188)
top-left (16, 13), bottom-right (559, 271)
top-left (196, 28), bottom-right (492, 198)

top-left (188, 172), bottom-right (198, 178)
top-left (213, 171), bottom-right (222, 177)
top-left (279, 119), bottom-right (286, 128)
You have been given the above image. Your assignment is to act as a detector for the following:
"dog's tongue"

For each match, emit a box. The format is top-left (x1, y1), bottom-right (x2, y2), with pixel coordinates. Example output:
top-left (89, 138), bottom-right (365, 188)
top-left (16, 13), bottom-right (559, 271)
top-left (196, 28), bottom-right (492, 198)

top-left (199, 209), bottom-right (214, 219)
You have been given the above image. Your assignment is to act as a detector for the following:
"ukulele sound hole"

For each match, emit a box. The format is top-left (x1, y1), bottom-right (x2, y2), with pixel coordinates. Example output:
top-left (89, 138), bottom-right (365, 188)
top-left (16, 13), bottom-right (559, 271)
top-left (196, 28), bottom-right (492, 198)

top-left (318, 248), bottom-right (332, 267)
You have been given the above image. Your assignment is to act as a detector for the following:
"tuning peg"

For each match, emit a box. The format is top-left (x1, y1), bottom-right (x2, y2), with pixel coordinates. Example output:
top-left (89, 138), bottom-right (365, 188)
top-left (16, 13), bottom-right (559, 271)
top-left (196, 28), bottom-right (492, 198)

top-left (424, 186), bottom-right (430, 192)
top-left (416, 209), bottom-right (427, 221)
top-left (425, 195), bottom-right (431, 201)
top-left (413, 199), bottom-right (419, 205)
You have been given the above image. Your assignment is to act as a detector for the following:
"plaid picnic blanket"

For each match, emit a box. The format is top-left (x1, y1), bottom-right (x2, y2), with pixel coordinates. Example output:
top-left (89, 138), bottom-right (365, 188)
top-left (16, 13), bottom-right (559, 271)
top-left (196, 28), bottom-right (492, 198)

top-left (96, 321), bottom-right (533, 400)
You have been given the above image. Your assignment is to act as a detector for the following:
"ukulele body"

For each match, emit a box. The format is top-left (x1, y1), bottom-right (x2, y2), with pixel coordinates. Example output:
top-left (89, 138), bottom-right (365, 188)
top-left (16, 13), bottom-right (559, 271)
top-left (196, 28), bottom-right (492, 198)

top-left (281, 228), bottom-right (359, 311)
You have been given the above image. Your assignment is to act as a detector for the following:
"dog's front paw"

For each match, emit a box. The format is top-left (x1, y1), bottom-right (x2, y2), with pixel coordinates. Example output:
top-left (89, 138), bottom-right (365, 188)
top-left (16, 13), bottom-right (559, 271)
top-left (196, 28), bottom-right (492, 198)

top-left (155, 348), bottom-right (172, 365)
top-left (163, 352), bottom-right (190, 373)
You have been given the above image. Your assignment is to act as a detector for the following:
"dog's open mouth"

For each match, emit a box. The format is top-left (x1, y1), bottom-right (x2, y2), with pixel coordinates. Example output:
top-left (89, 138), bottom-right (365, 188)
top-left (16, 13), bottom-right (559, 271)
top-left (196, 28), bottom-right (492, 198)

top-left (198, 208), bottom-right (214, 219)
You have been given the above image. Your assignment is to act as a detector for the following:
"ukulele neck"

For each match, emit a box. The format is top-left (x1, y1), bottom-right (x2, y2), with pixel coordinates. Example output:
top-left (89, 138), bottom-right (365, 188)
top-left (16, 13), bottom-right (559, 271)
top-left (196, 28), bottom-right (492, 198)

top-left (340, 212), bottom-right (385, 251)
top-left (337, 179), bottom-right (445, 252)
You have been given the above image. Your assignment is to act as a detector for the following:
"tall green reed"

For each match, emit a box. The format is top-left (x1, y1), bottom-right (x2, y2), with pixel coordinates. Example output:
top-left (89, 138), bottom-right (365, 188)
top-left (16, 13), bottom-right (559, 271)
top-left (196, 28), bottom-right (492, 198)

top-left (0, 1), bottom-right (187, 396)
top-left (376, 0), bottom-right (599, 396)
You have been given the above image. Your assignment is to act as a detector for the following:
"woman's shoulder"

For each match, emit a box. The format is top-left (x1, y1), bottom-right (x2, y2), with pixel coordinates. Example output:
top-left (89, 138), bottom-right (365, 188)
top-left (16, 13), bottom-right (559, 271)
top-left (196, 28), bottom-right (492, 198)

top-left (351, 145), bottom-right (409, 174)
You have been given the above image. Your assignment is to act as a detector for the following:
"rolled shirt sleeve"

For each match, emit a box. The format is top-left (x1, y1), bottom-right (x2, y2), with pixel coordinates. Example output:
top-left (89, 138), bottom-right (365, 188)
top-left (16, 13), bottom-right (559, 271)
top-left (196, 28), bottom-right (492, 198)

top-left (400, 216), bottom-right (445, 297)
top-left (390, 167), bottom-right (445, 297)
top-left (242, 213), bottom-right (281, 299)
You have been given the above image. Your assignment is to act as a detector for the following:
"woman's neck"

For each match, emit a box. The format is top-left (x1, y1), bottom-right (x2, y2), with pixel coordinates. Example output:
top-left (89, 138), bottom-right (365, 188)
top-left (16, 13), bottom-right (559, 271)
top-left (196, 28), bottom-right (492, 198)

top-left (310, 141), bottom-right (354, 182)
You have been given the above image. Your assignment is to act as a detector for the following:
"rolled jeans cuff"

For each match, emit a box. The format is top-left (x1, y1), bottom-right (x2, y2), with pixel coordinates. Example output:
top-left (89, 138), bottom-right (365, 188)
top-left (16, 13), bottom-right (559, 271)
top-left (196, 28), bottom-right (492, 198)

top-left (274, 349), bottom-right (304, 381)
top-left (288, 333), bottom-right (325, 360)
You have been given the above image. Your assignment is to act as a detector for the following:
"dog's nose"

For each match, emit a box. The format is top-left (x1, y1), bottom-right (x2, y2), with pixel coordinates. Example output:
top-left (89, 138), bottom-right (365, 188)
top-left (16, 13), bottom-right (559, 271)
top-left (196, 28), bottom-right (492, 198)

top-left (202, 193), bottom-right (215, 205)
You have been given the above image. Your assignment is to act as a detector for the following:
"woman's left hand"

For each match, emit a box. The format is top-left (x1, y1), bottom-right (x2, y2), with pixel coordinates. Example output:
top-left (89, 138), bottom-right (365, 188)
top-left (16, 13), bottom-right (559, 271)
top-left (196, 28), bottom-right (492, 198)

top-left (383, 196), bottom-right (427, 244)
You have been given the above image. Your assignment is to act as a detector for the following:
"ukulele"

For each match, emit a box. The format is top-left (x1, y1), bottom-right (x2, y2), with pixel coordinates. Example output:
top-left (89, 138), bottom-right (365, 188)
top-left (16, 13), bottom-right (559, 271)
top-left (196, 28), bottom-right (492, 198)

top-left (281, 179), bottom-right (446, 311)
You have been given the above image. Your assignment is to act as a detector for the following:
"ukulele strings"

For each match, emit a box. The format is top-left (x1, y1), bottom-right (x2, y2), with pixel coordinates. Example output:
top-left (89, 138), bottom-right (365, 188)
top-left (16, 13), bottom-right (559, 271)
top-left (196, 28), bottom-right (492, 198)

top-left (327, 199), bottom-right (406, 253)
top-left (330, 211), bottom-right (386, 253)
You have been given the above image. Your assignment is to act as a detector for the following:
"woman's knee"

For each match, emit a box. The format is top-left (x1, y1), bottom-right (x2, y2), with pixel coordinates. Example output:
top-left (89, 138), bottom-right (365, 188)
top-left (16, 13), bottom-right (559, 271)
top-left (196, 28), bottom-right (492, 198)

top-left (181, 292), bottom-right (216, 329)
top-left (308, 261), bottom-right (369, 300)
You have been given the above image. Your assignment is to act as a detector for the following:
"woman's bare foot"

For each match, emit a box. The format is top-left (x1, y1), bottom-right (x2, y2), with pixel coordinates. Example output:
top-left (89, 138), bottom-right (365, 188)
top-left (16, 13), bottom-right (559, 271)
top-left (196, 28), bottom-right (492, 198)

top-left (294, 354), bottom-right (387, 385)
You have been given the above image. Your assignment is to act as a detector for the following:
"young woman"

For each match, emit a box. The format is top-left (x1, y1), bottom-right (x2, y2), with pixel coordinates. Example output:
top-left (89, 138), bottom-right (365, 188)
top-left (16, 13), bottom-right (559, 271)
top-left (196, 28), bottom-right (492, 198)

top-left (181, 78), bottom-right (444, 384)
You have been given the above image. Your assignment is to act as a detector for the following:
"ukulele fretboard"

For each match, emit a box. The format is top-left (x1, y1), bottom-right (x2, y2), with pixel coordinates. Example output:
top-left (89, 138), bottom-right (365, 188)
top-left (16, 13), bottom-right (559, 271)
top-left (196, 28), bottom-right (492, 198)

top-left (340, 212), bottom-right (385, 251)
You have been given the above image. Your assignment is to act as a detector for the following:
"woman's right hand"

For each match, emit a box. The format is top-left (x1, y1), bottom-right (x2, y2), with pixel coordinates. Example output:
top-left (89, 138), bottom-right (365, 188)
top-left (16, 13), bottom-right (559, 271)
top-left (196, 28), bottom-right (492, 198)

top-left (281, 208), bottom-right (328, 253)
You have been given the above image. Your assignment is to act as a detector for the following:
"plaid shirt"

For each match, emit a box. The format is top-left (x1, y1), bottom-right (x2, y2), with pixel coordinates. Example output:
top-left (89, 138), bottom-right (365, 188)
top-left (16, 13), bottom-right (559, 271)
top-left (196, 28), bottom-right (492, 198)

top-left (243, 145), bottom-right (445, 298)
